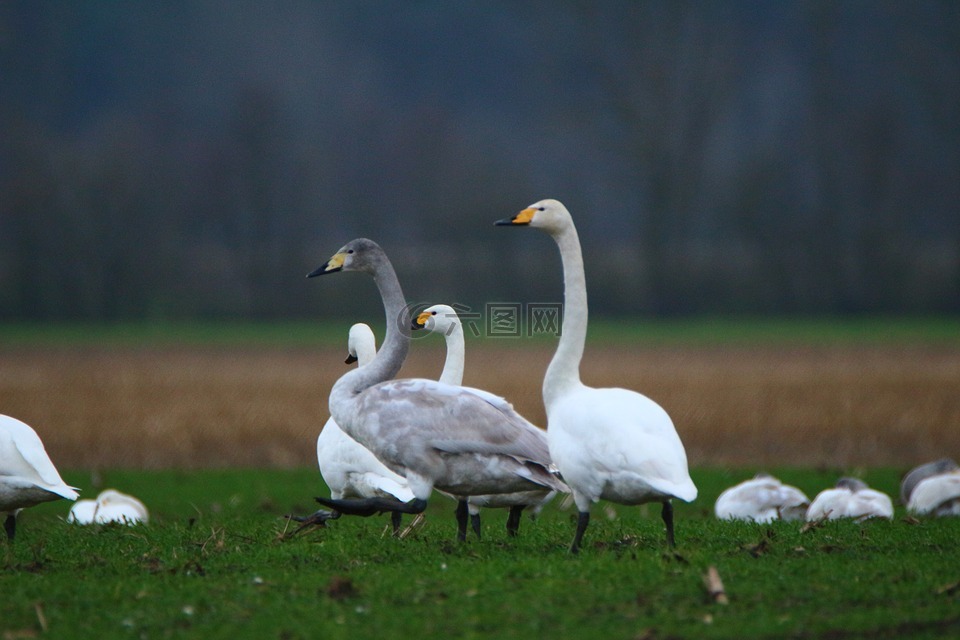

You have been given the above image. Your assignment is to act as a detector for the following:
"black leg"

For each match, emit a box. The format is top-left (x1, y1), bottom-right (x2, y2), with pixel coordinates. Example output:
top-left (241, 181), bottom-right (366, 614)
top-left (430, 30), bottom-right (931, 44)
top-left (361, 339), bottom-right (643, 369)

top-left (3, 514), bottom-right (15, 542)
top-left (314, 496), bottom-right (428, 517)
top-left (470, 513), bottom-right (482, 539)
top-left (390, 510), bottom-right (403, 535)
top-left (285, 509), bottom-right (340, 536)
top-left (661, 500), bottom-right (675, 548)
top-left (455, 500), bottom-right (469, 542)
top-left (570, 511), bottom-right (590, 554)
top-left (506, 505), bottom-right (524, 537)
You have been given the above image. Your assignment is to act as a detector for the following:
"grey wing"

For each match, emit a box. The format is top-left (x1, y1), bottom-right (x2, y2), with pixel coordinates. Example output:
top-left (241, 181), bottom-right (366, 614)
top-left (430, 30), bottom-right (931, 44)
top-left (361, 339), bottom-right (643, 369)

top-left (408, 381), bottom-right (550, 459)
top-left (358, 379), bottom-right (561, 487)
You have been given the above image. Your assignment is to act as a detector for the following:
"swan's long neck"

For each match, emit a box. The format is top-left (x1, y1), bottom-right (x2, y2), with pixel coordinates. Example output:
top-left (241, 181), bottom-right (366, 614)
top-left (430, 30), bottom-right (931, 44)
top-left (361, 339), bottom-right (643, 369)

top-left (335, 260), bottom-right (409, 398)
top-left (438, 322), bottom-right (465, 386)
top-left (543, 223), bottom-right (587, 408)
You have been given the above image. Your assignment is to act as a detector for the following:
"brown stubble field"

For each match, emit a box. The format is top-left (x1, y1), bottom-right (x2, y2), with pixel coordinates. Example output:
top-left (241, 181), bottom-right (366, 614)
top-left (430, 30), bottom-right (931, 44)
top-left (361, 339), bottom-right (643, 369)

top-left (1, 342), bottom-right (958, 470)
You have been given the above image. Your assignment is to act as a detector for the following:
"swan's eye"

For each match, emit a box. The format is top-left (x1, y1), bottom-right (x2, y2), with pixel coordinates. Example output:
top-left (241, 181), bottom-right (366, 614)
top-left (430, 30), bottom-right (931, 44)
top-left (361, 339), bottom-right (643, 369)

top-left (538, 207), bottom-right (545, 211)
top-left (431, 311), bottom-right (437, 315)
top-left (347, 249), bottom-right (354, 254)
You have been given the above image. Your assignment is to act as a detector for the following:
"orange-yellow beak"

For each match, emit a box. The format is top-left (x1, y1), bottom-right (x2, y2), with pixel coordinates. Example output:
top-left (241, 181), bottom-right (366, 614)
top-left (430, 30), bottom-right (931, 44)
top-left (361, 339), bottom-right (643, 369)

top-left (494, 207), bottom-right (535, 226)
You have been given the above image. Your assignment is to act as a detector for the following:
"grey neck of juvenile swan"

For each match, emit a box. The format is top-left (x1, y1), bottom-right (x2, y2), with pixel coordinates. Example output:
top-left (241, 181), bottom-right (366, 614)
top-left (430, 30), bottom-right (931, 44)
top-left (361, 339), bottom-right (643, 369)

top-left (543, 220), bottom-right (587, 409)
top-left (341, 250), bottom-right (410, 395)
top-left (438, 321), bottom-right (465, 386)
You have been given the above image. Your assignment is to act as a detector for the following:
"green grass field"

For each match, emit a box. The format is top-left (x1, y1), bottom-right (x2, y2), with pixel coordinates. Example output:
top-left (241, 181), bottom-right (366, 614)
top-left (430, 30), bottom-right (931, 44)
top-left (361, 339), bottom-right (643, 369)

top-left (3, 319), bottom-right (959, 638)
top-left (4, 468), bottom-right (959, 640)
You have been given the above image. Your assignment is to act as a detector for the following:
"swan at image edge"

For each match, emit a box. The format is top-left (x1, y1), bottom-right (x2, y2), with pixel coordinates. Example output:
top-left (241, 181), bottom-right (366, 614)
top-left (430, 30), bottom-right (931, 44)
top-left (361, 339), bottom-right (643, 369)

top-left (0, 414), bottom-right (79, 540)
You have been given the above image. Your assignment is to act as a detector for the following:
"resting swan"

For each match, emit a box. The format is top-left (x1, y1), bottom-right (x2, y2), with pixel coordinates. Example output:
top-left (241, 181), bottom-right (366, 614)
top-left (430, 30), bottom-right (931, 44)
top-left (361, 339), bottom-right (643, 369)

top-left (901, 459), bottom-right (960, 516)
top-left (413, 303), bottom-right (562, 538)
top-left (306, 239), bottom-right (566, 541)
top-left (714, 473), bottom-right (808, 522)
top-left (303, 323), bottom-right (414, 533)
top-left (497, 199), bottom-right (697, 553)
top-left (68, 489), bottom-right (148, 525)
top-left (900, 458), bottom-right (958, 505)
top-left (1, 414), bottom-right (79, 541)
top-left (805, 477), bottom-right (893, 521)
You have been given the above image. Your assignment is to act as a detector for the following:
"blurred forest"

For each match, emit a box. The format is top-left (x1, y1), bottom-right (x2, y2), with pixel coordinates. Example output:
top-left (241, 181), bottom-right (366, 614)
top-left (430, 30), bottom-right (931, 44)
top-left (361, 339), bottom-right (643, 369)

top-left (1, 1), bottom-right (958, 321)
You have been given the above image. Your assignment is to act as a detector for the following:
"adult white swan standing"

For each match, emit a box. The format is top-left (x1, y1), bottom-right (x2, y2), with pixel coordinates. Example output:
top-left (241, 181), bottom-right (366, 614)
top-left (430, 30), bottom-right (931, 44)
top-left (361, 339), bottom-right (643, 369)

top-left (305, 239), bottom-right (566, 540)
top-left (1, 414), bottom-right (80, 541)
top-left (496, 199), bottom-right (697, 553)
top-left (295, 323), bottom-right (414, 534)
top-left (413, 304), bottom-right (562, 538)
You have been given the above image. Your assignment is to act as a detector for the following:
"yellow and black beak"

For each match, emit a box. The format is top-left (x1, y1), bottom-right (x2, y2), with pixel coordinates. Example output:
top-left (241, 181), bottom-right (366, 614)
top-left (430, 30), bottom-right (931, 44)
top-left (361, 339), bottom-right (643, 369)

top-left (411, 310), bottom-right (432, 331)
top-left (494, 207), bottom-right (536, 226)
top-left (344, 353), bottom-right (358, 364)
top-left (306, 252), bottom-right (346, 278)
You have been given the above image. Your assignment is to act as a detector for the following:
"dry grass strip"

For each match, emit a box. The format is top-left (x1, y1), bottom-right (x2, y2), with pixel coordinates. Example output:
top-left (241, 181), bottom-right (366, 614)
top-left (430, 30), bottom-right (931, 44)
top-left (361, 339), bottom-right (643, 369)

top-left (2, 344), bottom-right (958, 469)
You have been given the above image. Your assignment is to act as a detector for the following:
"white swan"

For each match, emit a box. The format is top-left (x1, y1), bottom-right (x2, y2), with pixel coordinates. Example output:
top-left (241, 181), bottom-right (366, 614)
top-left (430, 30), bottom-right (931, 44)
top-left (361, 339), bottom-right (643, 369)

top-left (1, 414), bottom-right (80, 540)
top-left (714, 473), bottom-right (809, 523)
top-left (805, 477), bottom-right (894, 521)
top-left (306, 239), bottom-right (566, 541)
top-left (413, 303), bottom-right (561, 538)
top-left (900, 458), bottom-right (958, 505)
top-left (497, 199), bottom-right (697, 553)
top-left (908, 473), bottom-right (960, 516)
top-left (305, 323), bottom-right (414, 533)
top-left (68, 489), bottom-right (148, 525)
top-left (902, 458), bottom-right (960, 516)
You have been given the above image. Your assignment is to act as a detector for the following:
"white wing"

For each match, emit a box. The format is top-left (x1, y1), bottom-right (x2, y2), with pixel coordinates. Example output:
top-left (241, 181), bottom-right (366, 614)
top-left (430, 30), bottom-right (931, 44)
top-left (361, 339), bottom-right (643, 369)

top-left (0, 414), bottom-right (79, 500)
top-left (316, 416), bottom-right (413, 502)
top-left (909, 472), bottom-right (960, 515)
top-left (549, 387), bottom-right (696, 506)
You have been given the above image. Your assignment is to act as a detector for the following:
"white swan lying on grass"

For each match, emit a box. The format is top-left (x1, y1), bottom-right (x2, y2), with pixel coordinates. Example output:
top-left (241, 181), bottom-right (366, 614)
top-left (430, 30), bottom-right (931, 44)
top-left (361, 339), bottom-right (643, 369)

top-left (805, 477), bottom-right (893, 521)
top-left (715, 473), bottom-right (808, 522)
top-left (901, 458), bottom-right (960, 517)
top-left (68, 489), bottom-right (148, 525)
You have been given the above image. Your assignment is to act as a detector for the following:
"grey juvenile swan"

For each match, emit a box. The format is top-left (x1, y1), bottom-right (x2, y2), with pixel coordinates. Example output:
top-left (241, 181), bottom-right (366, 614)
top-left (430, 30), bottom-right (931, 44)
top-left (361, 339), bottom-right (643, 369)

top-left (306, 239), bottom-right (565, 540)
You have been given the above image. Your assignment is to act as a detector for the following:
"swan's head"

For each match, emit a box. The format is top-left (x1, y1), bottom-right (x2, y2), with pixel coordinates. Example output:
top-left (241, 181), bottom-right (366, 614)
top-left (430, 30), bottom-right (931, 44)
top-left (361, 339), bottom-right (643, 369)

top-left (307, 238), bottom-right (383, 277)
top-left (495, 199), bottom-right (572, 234)
top-left (345, 323), bottom-right (377, 366)
top-left (411, 304), bottom-right (461, 336)
top-left (835, 477), bottom-right (869, 493)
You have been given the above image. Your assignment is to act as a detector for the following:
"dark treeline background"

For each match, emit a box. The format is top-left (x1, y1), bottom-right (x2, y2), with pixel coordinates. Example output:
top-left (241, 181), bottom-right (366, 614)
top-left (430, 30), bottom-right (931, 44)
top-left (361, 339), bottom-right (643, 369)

top-left (1, 1), bottom-right (958, 322)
